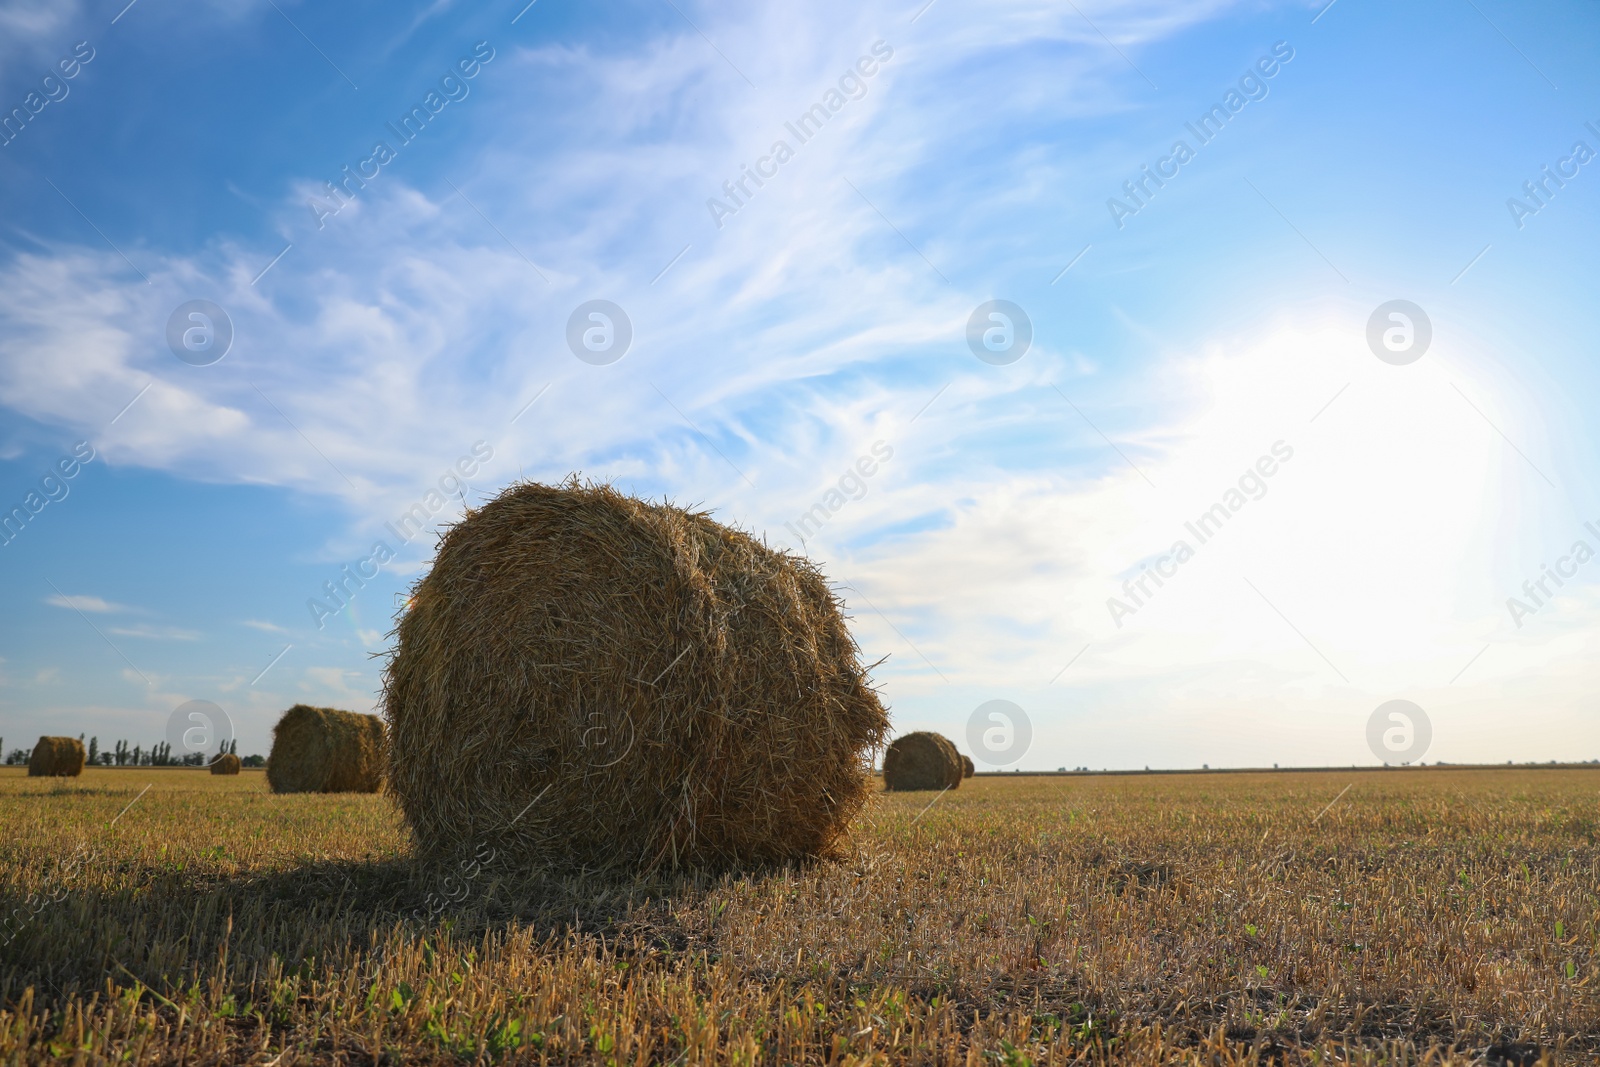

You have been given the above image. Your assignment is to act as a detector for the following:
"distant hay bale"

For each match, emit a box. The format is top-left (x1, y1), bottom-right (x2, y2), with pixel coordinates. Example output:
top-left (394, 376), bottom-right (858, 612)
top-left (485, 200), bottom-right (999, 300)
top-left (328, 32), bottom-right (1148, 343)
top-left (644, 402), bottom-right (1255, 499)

top-left (961, 754), bottom-right (975, 778)
top-left (209, 752), bottom-right (242, 775)
top-left (266, 705), bottom-right (383, 794)
top-left (882, 731), bottom-right (963, 792)
top-left (382, 479), bottom-right (889, 872)
top-left (27, 736), bottom-right (84, 777)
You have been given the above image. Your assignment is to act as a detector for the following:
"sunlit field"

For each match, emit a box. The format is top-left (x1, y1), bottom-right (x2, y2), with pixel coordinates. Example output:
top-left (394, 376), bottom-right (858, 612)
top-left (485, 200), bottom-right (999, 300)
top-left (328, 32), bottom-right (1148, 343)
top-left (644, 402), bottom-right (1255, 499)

top-left (0, 766), bottom-right (1594, 1064)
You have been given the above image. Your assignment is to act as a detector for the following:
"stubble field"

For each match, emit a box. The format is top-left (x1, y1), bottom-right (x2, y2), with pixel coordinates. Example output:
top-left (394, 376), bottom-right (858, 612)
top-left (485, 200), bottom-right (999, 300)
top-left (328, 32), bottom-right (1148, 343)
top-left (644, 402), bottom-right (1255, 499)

top-left (0, 766), bottom-right (1595, 1065)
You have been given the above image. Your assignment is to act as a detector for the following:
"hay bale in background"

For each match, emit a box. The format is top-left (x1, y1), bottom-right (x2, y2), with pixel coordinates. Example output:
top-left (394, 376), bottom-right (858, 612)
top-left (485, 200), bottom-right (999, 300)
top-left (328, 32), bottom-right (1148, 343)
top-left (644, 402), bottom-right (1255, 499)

top-left (882, 732), bottom-right (963, 791)
top-left (382, 479), bottom-right (889, 872)
top-left (209, 752), bottom-right (242, 775)
top-left (27, 736), bottom-right (85, 777)
top-left (961, 754), bottom-right (975, 778)
top-left (266, 705), bottom-right (383, 794)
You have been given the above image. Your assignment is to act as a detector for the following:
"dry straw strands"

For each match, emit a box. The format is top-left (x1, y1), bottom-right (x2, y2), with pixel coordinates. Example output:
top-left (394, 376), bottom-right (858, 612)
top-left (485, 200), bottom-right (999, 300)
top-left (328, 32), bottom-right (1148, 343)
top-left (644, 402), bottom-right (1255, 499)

top-left (27, 736), bottom-right (84, 777)
top-left (266, 705), bottom-right (383, 794)
top-left (209, 752), bottom-right (242, 775)
top-left (382, 479), bottom-right (889, 873)
top-left (882, 731), bottom-right (963, 791)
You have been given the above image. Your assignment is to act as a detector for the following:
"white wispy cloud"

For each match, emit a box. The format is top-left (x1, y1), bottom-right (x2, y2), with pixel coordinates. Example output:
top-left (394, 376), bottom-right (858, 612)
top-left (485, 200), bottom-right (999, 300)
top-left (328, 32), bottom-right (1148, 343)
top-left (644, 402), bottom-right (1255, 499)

top-left (44, 593), bottom-right (132, 613)
top-left (300, 666), bottom-right (378, 711)
top-left (0, 0), bottom-right (86, 69)
top-left (106, 623), bottom-right (201, 641)
top-left (0, 0), bottom-right (1245, 542)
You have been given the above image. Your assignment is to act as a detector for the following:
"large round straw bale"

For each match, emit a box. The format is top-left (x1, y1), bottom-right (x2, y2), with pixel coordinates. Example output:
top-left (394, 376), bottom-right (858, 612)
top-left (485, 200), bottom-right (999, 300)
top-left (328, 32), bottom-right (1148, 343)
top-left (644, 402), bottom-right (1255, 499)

top-left (27, 736), bottom-right (85, 777)
top-left (209, 752), bottom-right (242, 775)
top-left (961, 753), bottom-right (975, 778)
top-left (382, 480), bottom-right (890, 872)
top-left (882, 731), bottom-right (962, 791)
top-left (266, 705), bottom-right (383, 793)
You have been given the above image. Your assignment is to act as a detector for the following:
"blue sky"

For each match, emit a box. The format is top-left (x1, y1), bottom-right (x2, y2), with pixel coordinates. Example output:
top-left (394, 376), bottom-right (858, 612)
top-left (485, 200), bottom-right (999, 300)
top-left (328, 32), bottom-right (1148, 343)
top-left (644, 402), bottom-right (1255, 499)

top-left (2, 0), bottom-right (1597, 768)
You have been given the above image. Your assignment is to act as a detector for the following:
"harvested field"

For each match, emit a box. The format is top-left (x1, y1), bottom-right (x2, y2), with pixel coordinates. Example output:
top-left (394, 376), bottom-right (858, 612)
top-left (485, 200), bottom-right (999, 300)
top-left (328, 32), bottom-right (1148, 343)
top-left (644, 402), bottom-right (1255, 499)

top-left (0, 765), bottom-right (1593, 1063)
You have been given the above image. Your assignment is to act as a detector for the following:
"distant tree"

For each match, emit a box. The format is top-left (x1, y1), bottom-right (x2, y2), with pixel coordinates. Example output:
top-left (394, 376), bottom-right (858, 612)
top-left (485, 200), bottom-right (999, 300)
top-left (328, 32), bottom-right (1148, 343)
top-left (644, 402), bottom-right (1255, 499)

top-left (241, 754), bottom-right (266, 768)
top-left (132, 745), bottom-right (143, 765)
top-left (5, 749), bottom-right (26, 766)
top-left (88, 737), bottom-right (99, 765)
top-left (114, 740), bottom-right (129, 766)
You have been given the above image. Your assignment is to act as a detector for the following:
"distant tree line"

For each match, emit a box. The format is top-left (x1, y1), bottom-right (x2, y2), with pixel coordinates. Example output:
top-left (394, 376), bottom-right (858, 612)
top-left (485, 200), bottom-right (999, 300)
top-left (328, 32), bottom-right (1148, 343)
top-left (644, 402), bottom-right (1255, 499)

top-left (1, 735), bottom-right (264, 767)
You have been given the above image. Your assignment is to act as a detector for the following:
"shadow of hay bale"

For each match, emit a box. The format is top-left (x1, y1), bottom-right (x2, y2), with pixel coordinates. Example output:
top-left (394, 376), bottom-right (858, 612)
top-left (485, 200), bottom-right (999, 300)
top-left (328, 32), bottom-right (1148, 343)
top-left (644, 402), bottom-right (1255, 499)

top-left (1483, 1042), bottom-right (1547, 1067)
top-left (0, 844), bottom-right (838, 1008)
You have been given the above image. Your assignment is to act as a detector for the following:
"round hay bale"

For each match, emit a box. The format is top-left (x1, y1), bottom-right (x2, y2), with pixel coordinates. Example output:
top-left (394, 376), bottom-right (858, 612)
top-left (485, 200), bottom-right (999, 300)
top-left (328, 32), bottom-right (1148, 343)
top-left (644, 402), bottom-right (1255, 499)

top-left (266, 705), bottom-right (383, 793)
top-left (882, 731), bottom-right (962, 791)
top-left (961, 753), bottom-right (975, 778)
top-left (27, 736), bottom-right (85, 777)
top-left (209, 752), bottom-right (242, 775)
top-left (382, 480), bottom-right (889, 872)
